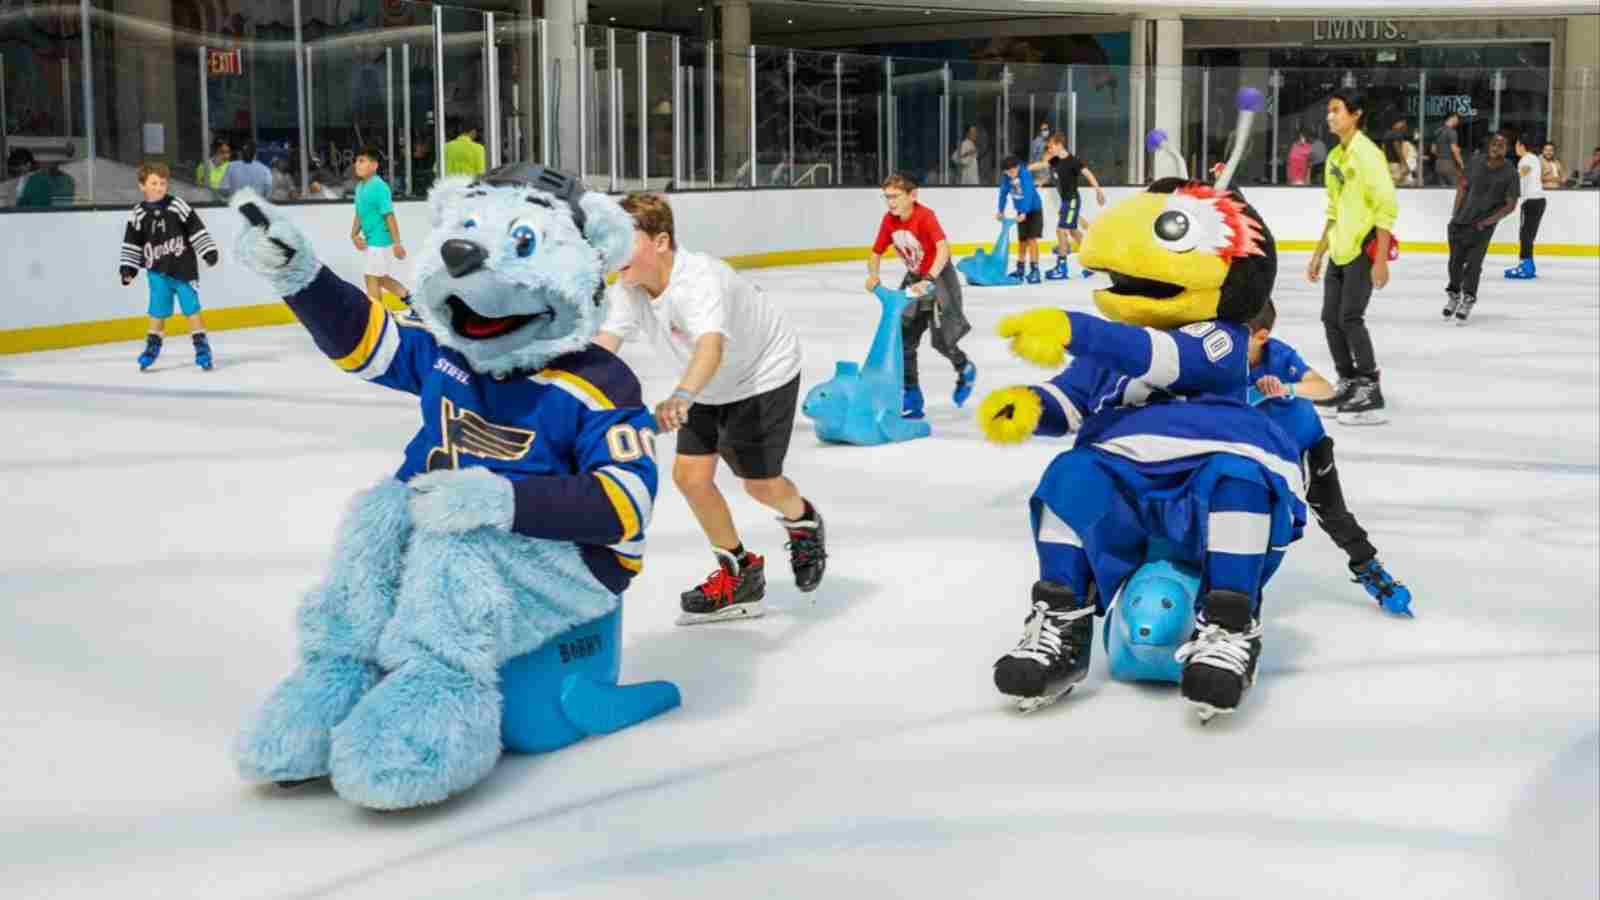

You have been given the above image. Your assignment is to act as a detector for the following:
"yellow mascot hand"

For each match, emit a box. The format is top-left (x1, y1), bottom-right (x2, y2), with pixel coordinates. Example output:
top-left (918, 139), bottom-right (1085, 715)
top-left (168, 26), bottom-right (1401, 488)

top-left (978, 385), bottom-right (1043, 444)
top-left (996, 307), bottom-right (1072, 368)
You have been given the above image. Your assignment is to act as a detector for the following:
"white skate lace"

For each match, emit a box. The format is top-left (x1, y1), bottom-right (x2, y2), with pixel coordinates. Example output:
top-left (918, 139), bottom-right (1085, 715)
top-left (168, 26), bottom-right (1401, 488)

top-left (1008, 600), bottom-right (1092, 666)
top-left (1174, 618), bottom-right (1263, 677)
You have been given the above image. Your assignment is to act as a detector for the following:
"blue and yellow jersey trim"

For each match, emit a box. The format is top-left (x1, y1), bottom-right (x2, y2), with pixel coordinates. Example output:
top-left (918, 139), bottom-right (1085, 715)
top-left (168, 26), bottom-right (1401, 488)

top-left (594, 465), bottom-right (653, 543)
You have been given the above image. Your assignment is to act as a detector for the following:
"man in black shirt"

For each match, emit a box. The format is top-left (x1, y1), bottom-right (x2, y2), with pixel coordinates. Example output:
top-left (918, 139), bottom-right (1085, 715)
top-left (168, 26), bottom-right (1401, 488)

top-left (1027, 132), bottom-right (1106, 280)
top-left (1444, 131), bottom-right (1519, 325)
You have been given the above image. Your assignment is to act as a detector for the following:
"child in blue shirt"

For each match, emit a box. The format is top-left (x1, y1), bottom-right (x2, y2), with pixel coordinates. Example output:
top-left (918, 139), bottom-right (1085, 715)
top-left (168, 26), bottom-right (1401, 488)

top-left (996, 155), bottom-right (1045, 283)
top-left (1246, 300), bottom-right (1412, 615)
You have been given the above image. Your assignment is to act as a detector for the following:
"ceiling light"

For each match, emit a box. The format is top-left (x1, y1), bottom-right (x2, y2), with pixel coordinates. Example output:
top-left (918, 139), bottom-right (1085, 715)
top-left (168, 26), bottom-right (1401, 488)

top-left (609, 15), bottom-right (616, 21)
top-left (787, 18), bottom-right (794, 24)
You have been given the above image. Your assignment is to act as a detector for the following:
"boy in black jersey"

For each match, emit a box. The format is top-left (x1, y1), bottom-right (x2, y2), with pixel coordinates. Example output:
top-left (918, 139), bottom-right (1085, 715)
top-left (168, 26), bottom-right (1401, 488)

top-left (1027, 133), bottom-right (1105, 280)
top-left (119, 162), bottom-right (221, 371)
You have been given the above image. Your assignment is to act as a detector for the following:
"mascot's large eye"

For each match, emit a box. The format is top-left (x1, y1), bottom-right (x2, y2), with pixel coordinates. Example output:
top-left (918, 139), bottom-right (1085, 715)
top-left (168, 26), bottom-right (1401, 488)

top-left (1154, 210), bottom-right (1191, 243)
top-left (510, 222), bottom-right (537, 258)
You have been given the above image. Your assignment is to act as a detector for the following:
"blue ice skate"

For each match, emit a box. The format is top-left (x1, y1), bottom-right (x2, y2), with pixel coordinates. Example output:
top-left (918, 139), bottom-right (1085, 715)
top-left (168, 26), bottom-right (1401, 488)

top-left (1025, 264), bottom-right (1042, 284)
top-left (137, 334), bottom-right (162, 371)
top-left (1044, 256), bottom-right (1071, 280)
top-left (1504, 259), bottom-right (1536, 279)
top-left (901, 385), bottom-right (926, 420)
top-left (953, 362), bottom-right (978, 408)
top-left (193, 333), bottom-right (214, 371)
top-left (1351, 558), bottom-right (1413, 617)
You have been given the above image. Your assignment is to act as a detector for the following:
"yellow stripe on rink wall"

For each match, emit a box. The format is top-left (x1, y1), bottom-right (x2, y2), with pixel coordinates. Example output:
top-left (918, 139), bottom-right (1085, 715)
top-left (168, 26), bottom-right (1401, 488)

top-left (3, 246), bottom-right (1596, 356)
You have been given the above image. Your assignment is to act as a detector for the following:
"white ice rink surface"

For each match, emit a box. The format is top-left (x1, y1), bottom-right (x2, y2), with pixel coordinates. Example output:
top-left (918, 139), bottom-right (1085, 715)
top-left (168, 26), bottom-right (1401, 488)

top-left (2, 253), bottom-right (1597, 900)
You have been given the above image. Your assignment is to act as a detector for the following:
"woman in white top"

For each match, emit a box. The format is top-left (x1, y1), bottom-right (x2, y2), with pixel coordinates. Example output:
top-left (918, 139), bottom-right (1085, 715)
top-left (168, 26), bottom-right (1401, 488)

top-left (955, 126), bottom-right (981, 185)
top-left (596, 193), bottom-right (826, 625)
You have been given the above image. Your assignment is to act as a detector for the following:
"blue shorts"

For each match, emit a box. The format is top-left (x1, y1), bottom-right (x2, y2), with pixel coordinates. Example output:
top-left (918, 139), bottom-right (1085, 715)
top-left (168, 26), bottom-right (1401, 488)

top-left (1057, 195), bottom-right (1082, 231)
top-left (147, 271), bottom-right (202, 318)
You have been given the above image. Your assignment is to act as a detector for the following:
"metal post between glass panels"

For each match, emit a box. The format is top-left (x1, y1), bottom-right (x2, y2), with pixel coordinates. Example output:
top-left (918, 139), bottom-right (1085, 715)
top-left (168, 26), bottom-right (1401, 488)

top-left (885, 58), bottom-right (894, 175)
top-left (198, 46), bottom-right (210, 174)
top-left (1491, 68), bottom-right (1505, 133)
top-left (834, 55), bottom-right (842, 184)
top-left (577, 33), bottom-right (588, 183)
top-left (705, 40), bottom-right (715, 187)
top-left (787, 51), bottom-right (795, 186)
top-left (79, 0), bottom-right (94, 202)
top-left (1269, 69), bottom-right (1281, 184)
top-left (607, 28), bottom-right (618, 193)
top-left (1066, 66), bottom-right (1074, 151)
top-left (1200, 67), bottom-right (1209, 175)
top-left (686, 64), bottom-right (696, 188)
top-left (486, 13), bottom-right (501, 170)
top-left (403, 44), bottom-right (413, 195)
top-left (434, 6), bottom-right (447, 180)
top-left (538, 19), bottom-right (551, 166)
top-left (1418, 70), bottom-right (1427, 186)
top-left (941, 62), bottom-right (950, 185)
top-left (386, 47), bottom-right (395, 182)
top-left (294, 0), bottom-right (308, 192)
top-left (672, 35), bottom-right (682, 189)
top-left (306, 46), bottom-right (317, 170)
top-left (747, 45), bottom-right (757, 187)
top-left (630, 34), bottom-right (643, 188)
top-left (1001, 65), bottom-right (1011, 170)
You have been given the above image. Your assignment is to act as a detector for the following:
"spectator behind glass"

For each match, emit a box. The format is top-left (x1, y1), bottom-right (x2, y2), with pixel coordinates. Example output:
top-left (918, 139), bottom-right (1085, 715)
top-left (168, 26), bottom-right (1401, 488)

top-left (1287, 131), bottom-right (1313, 185)
top-left (1581, 147), bottom-right (1600, 188)
top-left (218, 140), bottom-right (272, 200)
top-left (269, 157), bottom-right (297, 202)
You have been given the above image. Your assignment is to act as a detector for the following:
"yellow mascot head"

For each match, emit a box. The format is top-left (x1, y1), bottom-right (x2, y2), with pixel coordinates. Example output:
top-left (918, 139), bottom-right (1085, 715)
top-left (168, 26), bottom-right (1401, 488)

top-left (1078, 177), bottom-right (1277, 330)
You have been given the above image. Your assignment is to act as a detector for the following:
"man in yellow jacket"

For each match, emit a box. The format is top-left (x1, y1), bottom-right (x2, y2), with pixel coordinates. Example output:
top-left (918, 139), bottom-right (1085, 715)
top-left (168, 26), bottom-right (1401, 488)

top-left (443, 121), bottom-right (486, 177)
top-left (1305, 90), bottom-right (1397, 426)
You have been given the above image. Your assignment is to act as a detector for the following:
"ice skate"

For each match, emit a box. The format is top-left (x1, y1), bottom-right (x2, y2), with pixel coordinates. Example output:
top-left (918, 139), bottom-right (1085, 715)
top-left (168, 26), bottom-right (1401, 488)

top-left (193, 333), bottom-right (214, 371)
top-left (1314, 378), bottom-right (1355, 418)
top-left (1176, 590), bottom-right (1261, 722)
top-left (677, 548), bottom-right (766, 625)
top-left (1336, 377), bottom-right (1386, 426)
top-left (902, 385), bottom-right (926, 420)
top-left (137, 334), bottom-right (162, 371)
top-left (1454, 294), bottom-right (1477, 325)
top-left (780, 503), bottom-right (826, 593)
top-left (1351, 557), bottom-right (1413, 616)
top-left (1043, 256), bottom-right (1071, 280)
top-left (1442, 289), bottom-right (1462, 320)
top-left (994, 581), bottom-right (1094, 712)
top-left (952, 362), bottom-right (978, 408)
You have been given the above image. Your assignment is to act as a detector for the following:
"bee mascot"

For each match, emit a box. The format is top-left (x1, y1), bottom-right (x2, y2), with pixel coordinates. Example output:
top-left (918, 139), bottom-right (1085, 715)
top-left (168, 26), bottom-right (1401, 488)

top-left (980, 99), bottom-right (1306, 722)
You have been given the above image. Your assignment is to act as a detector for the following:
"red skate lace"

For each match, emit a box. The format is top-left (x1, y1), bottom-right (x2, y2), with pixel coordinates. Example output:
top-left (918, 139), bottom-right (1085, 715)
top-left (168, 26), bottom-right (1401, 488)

top-left (698, 566), bottom-right (740, 606)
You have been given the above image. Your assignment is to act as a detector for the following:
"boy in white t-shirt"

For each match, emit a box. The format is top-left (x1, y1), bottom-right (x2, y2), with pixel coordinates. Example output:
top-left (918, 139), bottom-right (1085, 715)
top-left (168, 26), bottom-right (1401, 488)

top-left (1504, 134), bottom-right (1547, 280)
top-left (596, 193), bottom-right (826, 624)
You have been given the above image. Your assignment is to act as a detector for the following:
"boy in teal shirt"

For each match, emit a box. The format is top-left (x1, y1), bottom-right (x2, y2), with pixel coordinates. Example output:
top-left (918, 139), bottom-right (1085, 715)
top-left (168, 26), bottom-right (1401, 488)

top-left (351, 145), bottom-right (411, 305)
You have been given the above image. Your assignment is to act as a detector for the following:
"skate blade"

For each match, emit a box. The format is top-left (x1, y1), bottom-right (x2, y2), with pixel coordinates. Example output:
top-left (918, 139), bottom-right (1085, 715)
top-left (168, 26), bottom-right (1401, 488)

top-left (1337, 410), bottom-right (1388, 426)
top-left (1013, 683), bottom-right (1076, 714)
top-left (676, 603), bottom-right (765, 626)
top-left (1190, 702), bottom-right (1235, 724)
top-left (1454, 317), bottom-right (1472, 326)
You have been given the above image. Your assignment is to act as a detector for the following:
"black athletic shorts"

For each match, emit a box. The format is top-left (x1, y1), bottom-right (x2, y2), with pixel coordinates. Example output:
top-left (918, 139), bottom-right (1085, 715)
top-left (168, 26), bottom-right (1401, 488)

top-left (1018, 208), bottom-right (1045, 241)
top-left (1056, 195), bottom-right (1081, 231)
top-left (677, 374), bottom-right (800, 479)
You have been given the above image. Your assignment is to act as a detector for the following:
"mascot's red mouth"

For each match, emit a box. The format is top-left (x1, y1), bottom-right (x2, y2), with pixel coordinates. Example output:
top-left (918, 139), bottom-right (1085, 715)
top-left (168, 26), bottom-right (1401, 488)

top-left (1105, 271), bottom-right (1186, 300)
top-left (446, 295), bottom-right (554, 340)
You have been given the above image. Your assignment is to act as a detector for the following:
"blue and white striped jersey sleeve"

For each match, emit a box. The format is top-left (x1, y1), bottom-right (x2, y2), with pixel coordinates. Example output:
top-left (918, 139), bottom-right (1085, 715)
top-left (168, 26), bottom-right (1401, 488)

top-left (1065, 313), bottom-right (1250, 396)
top-left (282, 266), bottom-right (437, 394)
top-left (1029, 363), bottom-right (1095, 437)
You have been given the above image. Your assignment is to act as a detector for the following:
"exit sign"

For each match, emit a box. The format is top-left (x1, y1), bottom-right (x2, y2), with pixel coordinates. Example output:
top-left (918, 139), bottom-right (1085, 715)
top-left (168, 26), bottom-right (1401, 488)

top-left (208, 48), bottom-right (242, 76)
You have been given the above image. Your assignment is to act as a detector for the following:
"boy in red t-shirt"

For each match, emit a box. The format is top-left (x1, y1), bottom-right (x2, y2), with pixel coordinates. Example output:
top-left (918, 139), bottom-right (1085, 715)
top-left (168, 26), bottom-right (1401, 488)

top-left (865, 174), bottom-right (975, 420)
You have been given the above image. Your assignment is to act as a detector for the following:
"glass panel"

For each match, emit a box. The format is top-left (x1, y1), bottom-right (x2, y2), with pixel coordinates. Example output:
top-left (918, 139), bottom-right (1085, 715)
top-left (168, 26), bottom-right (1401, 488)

top-left (889, 56), bottom-right (943, 186)
top-left (643, 31), bottom-right (674, 189)
top-left (679, 40), bottom-right (711, 189)
top-left (836, 52), bottom-right (882, 187)
top-left (580, 24), bottom-right (612, 189)
top-left (715, 44), bottom-right (751, 188)
top-left (395, 20), bottom-right (438, 199)
top-left (437, 5), bottom-right (489, 179)
top-left (752, 46), bottom-right (788, 186)
top-left (612, 27), bottom-right (641, 191)
top-left (949, 61), bottom-right (999, 186)
top-left (3, 3), bottom-right (98, 205)
top-left (494, 15), bottom-right (537, 168)
top-left (791, 49), bottom-right (838, 187)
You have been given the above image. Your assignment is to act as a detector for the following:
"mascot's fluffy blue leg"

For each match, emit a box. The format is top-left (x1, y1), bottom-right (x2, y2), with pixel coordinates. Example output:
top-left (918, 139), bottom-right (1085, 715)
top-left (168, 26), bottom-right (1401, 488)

top-left (233, 479), bottom-right (410, 783)
top-left (329, 527), bottom-right (618, 810)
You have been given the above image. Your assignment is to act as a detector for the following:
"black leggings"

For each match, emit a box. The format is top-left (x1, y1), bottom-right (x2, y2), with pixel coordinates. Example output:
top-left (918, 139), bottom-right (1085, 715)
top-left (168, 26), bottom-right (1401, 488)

top-left (1306, 436), bottom-right (1376, 566)
top-left (1518, 198), bottom-right (1546, 261)
top-left (1447, 222), bottom-right (1496, 298)
top-left (1321, 251), bottom-right (1378, 381)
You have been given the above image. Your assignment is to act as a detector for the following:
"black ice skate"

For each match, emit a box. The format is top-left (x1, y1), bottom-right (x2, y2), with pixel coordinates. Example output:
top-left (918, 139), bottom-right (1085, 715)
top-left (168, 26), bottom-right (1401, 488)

top-left (1175, 590), bottom-right (1262, 723)
top-left (994, 581), bottom-right (1095, 713)
top-left (677, 548), bottom-right (767, 625)
top-left (779, 502), bottom-right (826, 593)
top-left (1454, 294), bottom-right (1477, 326)
top-left (1313, 378), bottom-right (1355, 419)
top-left (1442, 289), bottom-right (1462, 320)
top-left (1336, 376), bottom-right (1386, 426)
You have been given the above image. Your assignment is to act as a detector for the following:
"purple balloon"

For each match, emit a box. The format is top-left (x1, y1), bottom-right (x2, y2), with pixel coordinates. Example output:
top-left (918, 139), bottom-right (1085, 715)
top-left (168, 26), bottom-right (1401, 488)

top-left (1236, 87), bottom-right (1266, 113)
top-left (1145, 129), bottom-right (1169, 152)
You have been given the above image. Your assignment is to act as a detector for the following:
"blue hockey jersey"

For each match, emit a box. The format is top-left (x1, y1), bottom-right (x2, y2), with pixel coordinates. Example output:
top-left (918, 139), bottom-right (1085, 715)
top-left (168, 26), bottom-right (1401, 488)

top-left (284, 267), bottom-right (658, 594)
top-left (1027, 312), bottom-right (1305, 497)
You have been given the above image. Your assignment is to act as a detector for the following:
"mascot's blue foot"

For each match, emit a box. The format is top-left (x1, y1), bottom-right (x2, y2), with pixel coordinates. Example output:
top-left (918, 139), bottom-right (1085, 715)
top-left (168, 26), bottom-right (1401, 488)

top-left (234, 655), bottom-right (381, 783)
top-left (329, 657), bottom-right (501, 810)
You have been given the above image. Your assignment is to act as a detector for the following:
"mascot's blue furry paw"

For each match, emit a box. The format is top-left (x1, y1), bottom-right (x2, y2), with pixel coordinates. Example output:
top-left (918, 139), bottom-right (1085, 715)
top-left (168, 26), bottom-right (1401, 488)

top-left (407, 467), bottom-right (515, 533)
top-left (229, 188), bottom-right (321, 297)
top-left (233, 655), bottom-right (381, 783)
top-left (328, 657), bottom-right (502, 810)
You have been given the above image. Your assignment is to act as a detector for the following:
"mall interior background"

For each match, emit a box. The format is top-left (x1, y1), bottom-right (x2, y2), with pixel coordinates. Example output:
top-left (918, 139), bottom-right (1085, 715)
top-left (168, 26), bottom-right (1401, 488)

top-left (0, 1), bottom-right (1595, 206)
